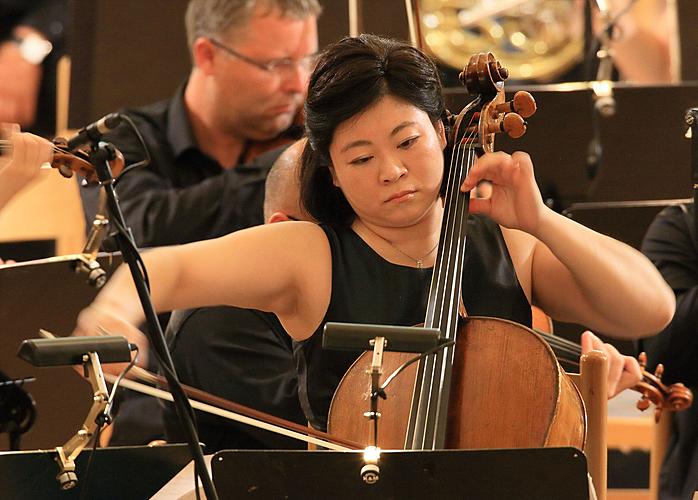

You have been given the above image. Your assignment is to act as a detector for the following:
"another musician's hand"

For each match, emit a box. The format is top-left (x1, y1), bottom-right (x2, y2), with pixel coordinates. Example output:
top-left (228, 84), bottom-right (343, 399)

top-left (0, 39), bottom-right (42, 126)
top-left (73, 304), bottom-right (150, 375)
top-left (461, 151), bottom-right (547, 234)
top-left (0, 124), bottom-right (52, 210)
top-left (581, 330), bottom-right (642, 399)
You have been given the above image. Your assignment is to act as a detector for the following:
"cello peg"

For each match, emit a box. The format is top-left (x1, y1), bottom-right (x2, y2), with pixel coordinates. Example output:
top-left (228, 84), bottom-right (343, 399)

top-left (502, 113), bottom-right (526, 138)
top-left (494, 91), bottom-right (537, 118)
top-left (485, 113), bottom-right (526, 138)
top-left (512, 91), bottom-right (536, 118)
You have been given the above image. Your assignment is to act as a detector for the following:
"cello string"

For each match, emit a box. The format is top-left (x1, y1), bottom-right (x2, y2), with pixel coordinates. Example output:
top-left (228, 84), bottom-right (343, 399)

top-left (410, 108), bottom-right (468, 448)
top-left (413, 109), bottom-right (479, 449)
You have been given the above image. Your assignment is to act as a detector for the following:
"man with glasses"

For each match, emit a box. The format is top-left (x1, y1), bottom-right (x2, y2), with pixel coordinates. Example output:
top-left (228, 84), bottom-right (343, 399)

top-left (89, 0), bottom-right (320, 249)
top-left (88, 0), bottom-right (320, 447)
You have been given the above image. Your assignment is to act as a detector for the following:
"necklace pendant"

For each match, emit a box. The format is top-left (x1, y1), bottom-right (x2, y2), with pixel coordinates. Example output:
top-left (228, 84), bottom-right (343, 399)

top-left (416, 260), bottom-right (422, 269)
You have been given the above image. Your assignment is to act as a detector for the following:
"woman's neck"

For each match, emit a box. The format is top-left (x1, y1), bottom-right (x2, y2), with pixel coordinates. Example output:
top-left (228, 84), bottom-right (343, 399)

top-left (352, 202), bottom-right (443, 268)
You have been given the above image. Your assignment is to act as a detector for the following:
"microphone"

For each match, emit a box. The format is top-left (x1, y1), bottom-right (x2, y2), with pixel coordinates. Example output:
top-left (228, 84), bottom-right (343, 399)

top-left (66, 113), bottom-right (123, 151)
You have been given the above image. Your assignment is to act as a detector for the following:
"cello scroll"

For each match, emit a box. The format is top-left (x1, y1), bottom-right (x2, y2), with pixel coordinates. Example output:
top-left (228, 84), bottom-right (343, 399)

top-left (451, 52), bottom-right (537, 153)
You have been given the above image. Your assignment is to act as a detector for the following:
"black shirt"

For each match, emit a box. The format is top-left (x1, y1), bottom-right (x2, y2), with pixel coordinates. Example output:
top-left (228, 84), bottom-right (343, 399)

top-left (295, 216), bottom-right (532, 431)
top-left (641, 204), bottom-right (698, 500)
top-left (82, 84), bottom-right (298, 248)
top-left (165, 307), bottom-right (306, 451)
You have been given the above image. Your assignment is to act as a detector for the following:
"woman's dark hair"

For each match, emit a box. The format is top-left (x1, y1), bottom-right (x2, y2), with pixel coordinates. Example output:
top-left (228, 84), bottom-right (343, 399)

top-left (300, 34), bottom-right (446, 225)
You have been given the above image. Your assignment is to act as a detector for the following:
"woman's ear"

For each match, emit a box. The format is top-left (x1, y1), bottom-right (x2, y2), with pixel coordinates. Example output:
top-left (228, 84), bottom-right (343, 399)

top-left (329, 164), bottom-right (339, 187)
top-left (437, 120), bottom-right (447, 150)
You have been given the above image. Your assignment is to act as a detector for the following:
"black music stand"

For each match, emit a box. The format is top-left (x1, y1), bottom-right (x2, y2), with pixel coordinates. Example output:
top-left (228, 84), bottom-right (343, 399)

top-left (212, 447), bottom-right (589, 500)
top-left (0, 443), bottom-right (191, 500)
top-left (0, 253), bottom-right (122, 451)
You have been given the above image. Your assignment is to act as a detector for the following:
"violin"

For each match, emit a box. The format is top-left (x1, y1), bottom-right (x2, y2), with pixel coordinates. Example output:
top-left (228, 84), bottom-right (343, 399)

top-left (50, 138), bottom-right (125, 184)
top-left (0, 135), bottom-right (124, 184)
top-left (541, 328), bottom-right (693, 421)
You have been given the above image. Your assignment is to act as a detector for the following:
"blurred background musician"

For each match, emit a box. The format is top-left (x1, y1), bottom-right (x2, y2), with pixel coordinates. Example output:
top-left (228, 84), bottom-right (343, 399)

top-left (83, 0), bottom-right (320, 249)
top-left (0, 0), bottom-right (68, 137)
top-left (641, 203), bottom-right (698, 500)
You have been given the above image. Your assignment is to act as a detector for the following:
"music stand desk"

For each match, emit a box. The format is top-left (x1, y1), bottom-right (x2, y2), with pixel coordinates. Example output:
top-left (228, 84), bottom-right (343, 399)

top-left (0, 443), bottom-right (191, 500)
top-left (212, 447), bottom-right (589, 500)
top-left (0, 253), bottom-right (121, 451)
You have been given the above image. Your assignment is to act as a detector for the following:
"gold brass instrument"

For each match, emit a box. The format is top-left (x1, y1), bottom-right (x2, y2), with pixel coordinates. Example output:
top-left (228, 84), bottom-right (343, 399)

top-left (419, 0), bottom-right (585, 82)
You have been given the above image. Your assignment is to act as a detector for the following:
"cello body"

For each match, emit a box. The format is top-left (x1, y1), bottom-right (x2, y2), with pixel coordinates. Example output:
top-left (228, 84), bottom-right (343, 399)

top-left (328, 316), bottom-right (586, 450)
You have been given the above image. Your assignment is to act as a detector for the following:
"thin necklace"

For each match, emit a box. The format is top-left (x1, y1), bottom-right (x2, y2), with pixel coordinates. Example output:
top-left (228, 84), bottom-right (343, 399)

top-left (359, 221), bottom-right (439, 269)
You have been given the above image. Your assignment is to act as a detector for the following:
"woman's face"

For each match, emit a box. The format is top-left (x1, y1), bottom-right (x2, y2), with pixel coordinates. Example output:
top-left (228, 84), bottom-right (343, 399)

top-left (328, 95), bottom-right (447, 229)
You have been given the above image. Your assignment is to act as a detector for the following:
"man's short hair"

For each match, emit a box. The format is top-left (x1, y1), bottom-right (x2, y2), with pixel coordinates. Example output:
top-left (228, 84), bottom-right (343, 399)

top-left (185, 0), bottom-right (321, 51)
top-left (264, 139), bottom-right (306, 221)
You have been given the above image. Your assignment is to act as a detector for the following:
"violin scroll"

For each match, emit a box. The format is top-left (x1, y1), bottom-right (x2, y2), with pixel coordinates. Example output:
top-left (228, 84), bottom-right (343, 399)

top-left (50, 138), bottom-right (125, 185)
top-left (636, 352), bottom-right (693, 422)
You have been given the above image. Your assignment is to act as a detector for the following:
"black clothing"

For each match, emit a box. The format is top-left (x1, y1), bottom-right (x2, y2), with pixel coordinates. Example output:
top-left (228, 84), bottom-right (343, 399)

top-left (164, 307), bottom-right (306, 452)
top-left (295, 216), bottom-right (532, 431)
top-left (641, 204), bottom-right (698, 500)
top-left (0, 0), bottom-right (68, 137)
top-left (81, 85), bottom-right (299, 446)
top-left (83, 84), bottom-right (298, 248)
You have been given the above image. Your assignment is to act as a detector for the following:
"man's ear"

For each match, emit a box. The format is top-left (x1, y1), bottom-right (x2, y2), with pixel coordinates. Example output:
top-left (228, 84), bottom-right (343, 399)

top-left (267, 212), bottom-right (291, 224)
top-left (192, 37), bottom-right (216, 75)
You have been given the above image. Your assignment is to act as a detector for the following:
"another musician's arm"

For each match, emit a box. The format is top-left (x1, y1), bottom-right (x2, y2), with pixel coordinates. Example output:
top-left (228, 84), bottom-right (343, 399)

top-left (0, 126), bottom-right (52, 210)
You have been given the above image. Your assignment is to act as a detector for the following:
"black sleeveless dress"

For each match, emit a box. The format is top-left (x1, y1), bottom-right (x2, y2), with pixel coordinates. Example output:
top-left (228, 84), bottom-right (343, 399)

top-left (293, 215), bottom-right (532, 431)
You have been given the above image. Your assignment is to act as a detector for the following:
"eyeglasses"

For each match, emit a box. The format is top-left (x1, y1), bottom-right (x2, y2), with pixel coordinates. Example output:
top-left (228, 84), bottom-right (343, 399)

top-left (209, 38), bottom-right (318, 76)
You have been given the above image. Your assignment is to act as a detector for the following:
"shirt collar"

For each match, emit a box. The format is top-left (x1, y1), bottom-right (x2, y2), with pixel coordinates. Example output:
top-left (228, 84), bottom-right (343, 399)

top-left (166, 83), bottom-right (199, 159)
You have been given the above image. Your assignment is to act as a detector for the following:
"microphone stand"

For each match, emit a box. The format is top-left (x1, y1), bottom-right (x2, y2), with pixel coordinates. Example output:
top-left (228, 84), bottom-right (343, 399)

top-left (87, 141), bottom-right (217, 500)
top-left (587, 0), bottom-right (617, 185)
top-left (687, 108), bottom-right (698, 246)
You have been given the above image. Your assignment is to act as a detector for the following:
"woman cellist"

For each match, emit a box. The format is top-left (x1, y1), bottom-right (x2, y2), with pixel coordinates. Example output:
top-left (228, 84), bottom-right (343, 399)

top-left (5, 34), bottom-right (673, 433)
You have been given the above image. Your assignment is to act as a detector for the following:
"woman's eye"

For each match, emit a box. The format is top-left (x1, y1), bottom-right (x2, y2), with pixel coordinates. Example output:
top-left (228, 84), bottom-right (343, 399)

top-left (399, 136), bottom-right (419, 149)
top-left (349, 156), bottom-right (372, 165)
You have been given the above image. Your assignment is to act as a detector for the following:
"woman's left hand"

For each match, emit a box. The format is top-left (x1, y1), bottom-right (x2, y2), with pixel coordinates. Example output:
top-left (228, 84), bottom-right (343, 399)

top-left (581, 330), bottom-right (643, 399)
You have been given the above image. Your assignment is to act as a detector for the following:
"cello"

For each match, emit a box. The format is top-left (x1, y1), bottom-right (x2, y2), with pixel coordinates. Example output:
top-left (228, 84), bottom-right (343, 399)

top-left (327, 52), bottom-right (588, 451)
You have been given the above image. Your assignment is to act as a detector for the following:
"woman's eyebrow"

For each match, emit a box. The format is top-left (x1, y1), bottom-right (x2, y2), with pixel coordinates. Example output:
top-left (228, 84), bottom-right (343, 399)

top-left (339, 121), bottom-right (418, 153)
